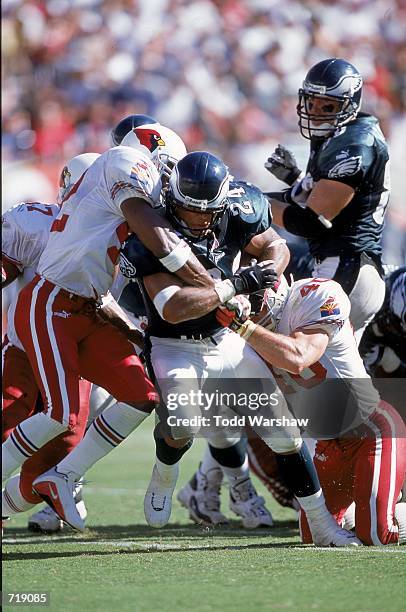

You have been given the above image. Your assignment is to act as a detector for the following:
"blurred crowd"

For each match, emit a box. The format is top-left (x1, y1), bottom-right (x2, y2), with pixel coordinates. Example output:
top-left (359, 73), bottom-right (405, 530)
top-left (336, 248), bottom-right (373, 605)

top-left (2, 0), bottom-right (406, 261)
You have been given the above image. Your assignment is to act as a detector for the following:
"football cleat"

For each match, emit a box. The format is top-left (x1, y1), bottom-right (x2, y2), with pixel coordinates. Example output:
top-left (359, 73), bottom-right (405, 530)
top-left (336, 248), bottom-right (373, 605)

top-left (144, 464), bottom-right (179, 528)
top-left (177, 466), bottom-right (228, 526)
top-left (307, 511), bottom-right (362, 547)
top-left (394, 502), bottom-right (406, 545)
top-left (32, 468), bottom-right (85, 533)
top-left (229, 478), bottom-right (274, 529)
top-left (27, 483), bottom-right (87, 534)
top-left (28, 505), bottom-right (63, 534)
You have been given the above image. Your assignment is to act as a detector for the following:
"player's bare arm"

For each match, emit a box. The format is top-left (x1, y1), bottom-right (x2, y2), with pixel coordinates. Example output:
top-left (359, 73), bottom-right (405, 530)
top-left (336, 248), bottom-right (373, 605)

top-left (269, 179), bottom-right (354, 229)
top-left (98, 294), bottom-right (144, 350)
top-left (143, 261), bottom-right (276, 324)
top-left (242, 325), bottom-right (329, 374)
top-left (121, 198), bottom-right (215, 289)
top-left (243, 226), bottom-right (290, 275)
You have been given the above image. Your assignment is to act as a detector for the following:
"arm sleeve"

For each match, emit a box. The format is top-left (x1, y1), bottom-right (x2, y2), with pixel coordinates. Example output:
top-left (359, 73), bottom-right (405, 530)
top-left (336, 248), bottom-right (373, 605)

top-left (290, 279), bottom-right (351, 339)
top-left (105, 149), bottom-right (162, 214)
top-left (317, 143), bottom-right (374, 190)
top-left (2, 207), bottom-right (34, 271)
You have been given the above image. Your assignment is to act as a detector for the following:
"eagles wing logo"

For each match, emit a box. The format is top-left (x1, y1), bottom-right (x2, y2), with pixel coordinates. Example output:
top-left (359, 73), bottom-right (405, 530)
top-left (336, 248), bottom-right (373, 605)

top-left (328, 155), bottom-right (362, 179)
top-left (119, 253), bottom-right (137, 279)
top-left (133, 127), bottom-right (165, 152)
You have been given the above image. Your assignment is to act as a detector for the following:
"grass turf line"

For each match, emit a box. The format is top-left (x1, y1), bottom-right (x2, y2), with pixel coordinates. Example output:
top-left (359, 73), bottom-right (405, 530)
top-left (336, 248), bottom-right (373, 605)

top-left (3, 421), bottom-right (405, 611)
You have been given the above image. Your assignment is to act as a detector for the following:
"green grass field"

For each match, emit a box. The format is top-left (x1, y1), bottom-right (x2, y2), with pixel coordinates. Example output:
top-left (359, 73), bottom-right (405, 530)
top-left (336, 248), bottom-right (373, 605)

top-left (3, 420), bottom-right (405, 612)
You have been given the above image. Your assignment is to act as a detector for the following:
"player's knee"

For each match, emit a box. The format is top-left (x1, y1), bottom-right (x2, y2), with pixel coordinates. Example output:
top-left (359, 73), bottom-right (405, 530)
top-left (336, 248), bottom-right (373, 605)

top-left (266, 436), bottom-right (303, 454)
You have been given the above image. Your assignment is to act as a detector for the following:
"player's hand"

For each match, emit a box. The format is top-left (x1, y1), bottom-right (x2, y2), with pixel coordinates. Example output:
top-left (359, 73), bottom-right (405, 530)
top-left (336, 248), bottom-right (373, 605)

top-left (216, 295), bottom-right (251, 329)
top-left (229, 262), bottom-right (278, 295)
top-left (265, 145), bottom-right (302, 186)
top-left (290, 173), bottom-right (314, 205)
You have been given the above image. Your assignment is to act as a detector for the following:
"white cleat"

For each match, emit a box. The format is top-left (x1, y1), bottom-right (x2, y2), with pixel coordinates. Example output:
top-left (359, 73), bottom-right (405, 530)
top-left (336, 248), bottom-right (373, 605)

top-left (177, 467), bottom-right (228, 526)
top-left (28, 505), bottom-right (63, 534)
top-left (32, 468), bottom-right (85, 533)
top-left (308, 512), bottom-right (362, 547)
top-left (144, 464), bottom-right (179, 528)
top-left (229, 478), bottom-right (274, 529)
top-left (394, 502), bottom-right (406, 544)
top-left (28, 484), bottom-right (87, 534)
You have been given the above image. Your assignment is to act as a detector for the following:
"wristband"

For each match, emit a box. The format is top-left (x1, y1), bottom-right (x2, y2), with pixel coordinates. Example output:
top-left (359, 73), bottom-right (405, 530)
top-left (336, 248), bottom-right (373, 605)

top-left (159, 240), bottom-right (192, 272)
top-left (236, 319), bottom-right (257, 340)
top-left (214, 279), bottom-right (236, 304)
top-left (153, 285), bottom-right (181, 319)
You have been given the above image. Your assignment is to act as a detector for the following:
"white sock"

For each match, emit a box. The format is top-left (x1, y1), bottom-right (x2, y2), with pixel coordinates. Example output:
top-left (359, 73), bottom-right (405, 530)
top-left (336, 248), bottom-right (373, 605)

top-left (221, 456), bottom-right (250, 486)
top-left (56, 402), bottom-right (150, 479)
top-left (2, 413), bottom-right (66, 482)
top-left (296, 488), bottom-right (325, 513)
top-left (155, 458), bottom-right (179, 485)
top-left (200, 445), bottom-right (220, 474)
top-left (2, 474), bottom-right (36, 517)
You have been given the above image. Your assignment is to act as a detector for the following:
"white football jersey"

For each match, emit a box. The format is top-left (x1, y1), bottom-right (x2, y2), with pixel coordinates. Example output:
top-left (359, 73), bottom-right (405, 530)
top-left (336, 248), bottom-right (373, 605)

top-left (2, 201), bottom-right (59, 348)
top-left (38, 146), bottom-right (162, 299)
top-left (267, 278), bottom-right (380, 435)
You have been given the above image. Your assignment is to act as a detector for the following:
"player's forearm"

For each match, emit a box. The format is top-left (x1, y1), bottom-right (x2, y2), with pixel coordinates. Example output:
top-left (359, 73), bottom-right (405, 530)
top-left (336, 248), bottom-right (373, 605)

top-left (99, 294), bottom-right (144, 349)
top-left (257, 243), bottom-right (290, 276)
top-left (163, 286), bottom-right (220, 323)
top-left (122, 199), bottom-right (214, 288)
top-left (245, 326), bottom-right (309, 374)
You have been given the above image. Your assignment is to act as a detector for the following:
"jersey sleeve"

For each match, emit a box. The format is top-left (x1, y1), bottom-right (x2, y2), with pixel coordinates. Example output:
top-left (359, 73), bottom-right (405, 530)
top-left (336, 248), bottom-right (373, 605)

top-left (228, 182), bottom-right (273, 247)
top-left (1, 203), bottom-right (48, 271)
top-left (316, 142), bottom-right (375, 189)
top-left (105, 148), bottom-right (162, 214)
top-left (290, 279), bottom-right (351, 339)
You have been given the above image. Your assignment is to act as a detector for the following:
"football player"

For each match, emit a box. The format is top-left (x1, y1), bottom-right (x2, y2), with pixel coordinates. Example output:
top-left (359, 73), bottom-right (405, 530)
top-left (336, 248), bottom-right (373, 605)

top-left (2, 154), bottom-right (99, 531)
top-left (359, 266), bottom-right (406, 378)
top-left (216, 276), bottom-right (406, 545)
top-left (266, 58), bottom-right (389, 344)
top-left (3, 123), bottom-right (211, 531)
top-left (106, 151), bottom-right (358, 545)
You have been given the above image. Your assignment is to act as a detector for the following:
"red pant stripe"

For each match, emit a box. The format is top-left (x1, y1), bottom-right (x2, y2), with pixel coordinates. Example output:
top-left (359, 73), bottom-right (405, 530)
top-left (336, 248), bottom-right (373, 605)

top-left (44, 284), bottom-right (71, 424)
top-left (373, 406), bottom-right (399, 537)
top-left (27, 278), bottom-right (56, 412)
top-left (30, 280), bottom-right (67, 422)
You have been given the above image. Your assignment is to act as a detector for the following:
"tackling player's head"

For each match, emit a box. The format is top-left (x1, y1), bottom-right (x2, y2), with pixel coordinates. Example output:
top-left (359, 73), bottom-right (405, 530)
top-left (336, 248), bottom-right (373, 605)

top-left (121, 124), bottom-right (187, 185)
top-left (297, 58), bottom-right (363, 140)
top-left (165, 151), bottom-right (230, 241)
top-left (111, 114), bottom-right (158, 146)
top-left (256, 275), bottom-right (290, 330)
top-left (58, 152), bottom-right (100, 204)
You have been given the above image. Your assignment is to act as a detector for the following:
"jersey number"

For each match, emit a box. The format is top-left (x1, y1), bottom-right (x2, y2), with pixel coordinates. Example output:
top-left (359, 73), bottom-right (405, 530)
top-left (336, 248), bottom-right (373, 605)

top-left (26, 204), bottom-right (54, 216)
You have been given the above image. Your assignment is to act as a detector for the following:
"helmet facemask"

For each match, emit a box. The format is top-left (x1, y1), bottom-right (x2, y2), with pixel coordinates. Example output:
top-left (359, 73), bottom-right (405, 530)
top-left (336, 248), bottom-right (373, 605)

top-left (297, 91), bottom-right (360, 139)
top-left (256, 276), bottom-right (290, 331)
top-left (165, 191), bottom-right (227, 241)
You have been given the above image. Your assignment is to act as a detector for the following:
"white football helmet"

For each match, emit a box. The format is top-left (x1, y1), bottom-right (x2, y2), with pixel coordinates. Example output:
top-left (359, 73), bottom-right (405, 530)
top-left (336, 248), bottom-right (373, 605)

top-left (58, 152), bottom-right (100, 203)
top-left (121, 123), bottom-right (187, 180)
top-left (257, 274), bottom-right (290, 331)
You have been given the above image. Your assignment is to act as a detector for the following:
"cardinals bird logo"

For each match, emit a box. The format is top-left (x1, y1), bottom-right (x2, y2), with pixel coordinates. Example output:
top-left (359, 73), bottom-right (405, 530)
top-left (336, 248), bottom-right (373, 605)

top-left (133, 127), bottom-right (166, 152)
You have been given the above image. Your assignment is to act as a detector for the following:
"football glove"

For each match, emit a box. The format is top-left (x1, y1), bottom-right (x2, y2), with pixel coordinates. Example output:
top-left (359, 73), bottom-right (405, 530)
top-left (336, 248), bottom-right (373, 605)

top-left (216, 295), bottom-right (252, 329)
top-left (265, 145), bottom-right (302, 186)
top-left (229, 262), bottom-right (278, 295)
